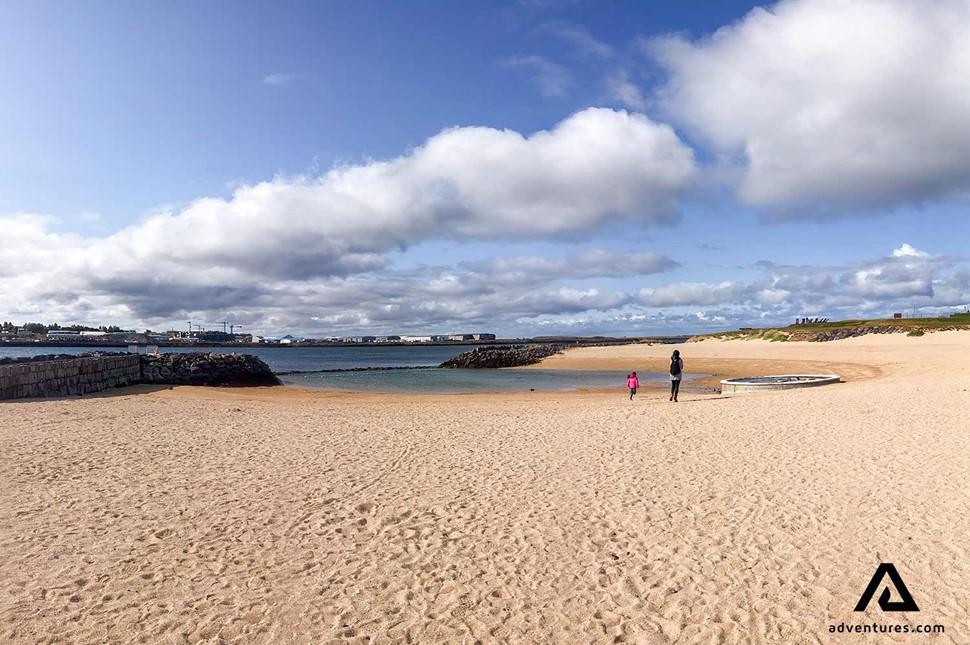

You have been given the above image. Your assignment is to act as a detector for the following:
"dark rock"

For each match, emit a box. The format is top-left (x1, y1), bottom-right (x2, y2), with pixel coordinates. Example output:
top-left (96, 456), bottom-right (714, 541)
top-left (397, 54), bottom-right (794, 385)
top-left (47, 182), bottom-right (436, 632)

top-left (813, 325), bottom-right (909, 342)
top-left (139, 352), bottom-right (281, 386)
top-left (0, 352), bottom-right (105, 365)
top-left (439, 344), bottom-right (566, 369)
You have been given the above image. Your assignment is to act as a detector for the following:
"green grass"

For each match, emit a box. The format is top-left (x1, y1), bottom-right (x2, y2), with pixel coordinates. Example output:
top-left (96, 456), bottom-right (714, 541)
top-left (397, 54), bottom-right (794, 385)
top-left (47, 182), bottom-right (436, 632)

top-left (784, 316), bottom-right (963, 331)
top-left (694, 314), bottom-right (970, 342)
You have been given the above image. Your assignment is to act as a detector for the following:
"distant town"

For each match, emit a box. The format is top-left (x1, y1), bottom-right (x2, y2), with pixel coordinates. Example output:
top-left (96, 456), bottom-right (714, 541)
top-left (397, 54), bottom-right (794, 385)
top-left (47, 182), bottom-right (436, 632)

top-left (0, 322), bottom-right (500, 346)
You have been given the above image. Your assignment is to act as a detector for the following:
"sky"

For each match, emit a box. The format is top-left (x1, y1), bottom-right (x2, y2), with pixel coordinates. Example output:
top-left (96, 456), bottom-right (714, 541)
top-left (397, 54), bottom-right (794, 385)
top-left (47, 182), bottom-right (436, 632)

top-left (1, 0), bottom-right (969, 337)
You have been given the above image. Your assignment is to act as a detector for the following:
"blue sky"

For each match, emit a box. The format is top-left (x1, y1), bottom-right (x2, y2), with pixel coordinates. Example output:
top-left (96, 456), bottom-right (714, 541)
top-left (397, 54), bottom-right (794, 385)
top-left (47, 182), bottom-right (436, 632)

top-left (1, 0), bottom-right (969, 336)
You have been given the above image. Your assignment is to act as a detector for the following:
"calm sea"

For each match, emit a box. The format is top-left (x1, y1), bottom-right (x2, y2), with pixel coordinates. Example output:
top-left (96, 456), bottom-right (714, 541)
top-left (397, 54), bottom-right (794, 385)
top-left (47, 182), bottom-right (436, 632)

top-left (0, 344), bottom-right (694, 394)
top-left (0, 344), bottom-right (473, 372)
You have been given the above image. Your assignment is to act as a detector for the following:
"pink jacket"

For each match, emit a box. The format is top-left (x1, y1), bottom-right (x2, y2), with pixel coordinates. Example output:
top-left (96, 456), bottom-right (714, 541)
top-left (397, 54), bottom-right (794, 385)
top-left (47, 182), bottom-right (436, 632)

top-left (627, 375), bottom-right (639, 388)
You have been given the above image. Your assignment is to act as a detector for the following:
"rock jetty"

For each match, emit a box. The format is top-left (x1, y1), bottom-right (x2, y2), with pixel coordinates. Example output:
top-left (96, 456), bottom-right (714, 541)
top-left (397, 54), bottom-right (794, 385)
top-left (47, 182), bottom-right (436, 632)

top-left (140, 352), bottom-right (281, 386)
top-left (439, 344), bottom-right (565, 369)
top-left (0, 353), bottom-right (85, 366)
top-left (790, 325), bottom-right (945, 342)
top-left (0, 351), bottom-right (280, 400)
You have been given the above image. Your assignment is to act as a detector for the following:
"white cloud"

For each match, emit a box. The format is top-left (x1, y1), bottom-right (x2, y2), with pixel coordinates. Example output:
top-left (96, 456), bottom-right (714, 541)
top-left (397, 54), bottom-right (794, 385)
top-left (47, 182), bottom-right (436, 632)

top-left (0, 109), bottom-right (696, 329)
top-left (0, 214), bottom-right (88, 279)
top-left (650, 0), bottom-right (970, 214)
top-left (892, 243), bottom-right (931, 258)
top-left (634, 246), bottom-right (968, 316)
top-left (504, 55), bottom-right (572, 97)
top-left (843, 268), bottom-right (932, 299)
top-left (540, 22), bottom-right (615, 58)
top-left (465, 250), bottom-right (678, 283)
top-left (262, 72), bottom-right (315, 86)
top-left (637, 281), bottom-right (748, 307)
top-left (605, 70), bottom-right (647, 111)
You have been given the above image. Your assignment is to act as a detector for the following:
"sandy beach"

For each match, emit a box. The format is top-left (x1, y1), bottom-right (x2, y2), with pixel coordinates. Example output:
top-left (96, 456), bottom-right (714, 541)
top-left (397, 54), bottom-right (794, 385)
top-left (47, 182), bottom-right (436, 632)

top-left (2, 332), bottom-right (969, 644)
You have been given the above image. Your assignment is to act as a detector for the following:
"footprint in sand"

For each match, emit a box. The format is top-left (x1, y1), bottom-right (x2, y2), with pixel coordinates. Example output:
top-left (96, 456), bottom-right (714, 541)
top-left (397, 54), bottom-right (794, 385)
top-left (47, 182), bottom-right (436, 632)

top-left (490, 620), bottom-right (511, 640)
top-left (622, 576), bottom-right (641, 599)
top-left (450, 596), bottom-right (475, 619)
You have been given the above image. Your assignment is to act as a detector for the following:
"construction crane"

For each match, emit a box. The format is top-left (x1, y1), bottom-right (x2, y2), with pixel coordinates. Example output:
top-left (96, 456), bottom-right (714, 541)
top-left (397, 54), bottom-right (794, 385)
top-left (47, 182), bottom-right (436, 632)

top-left (186, 321), bottom-right (204, 336)
top-left (229, 324), bottom-right (243, 335)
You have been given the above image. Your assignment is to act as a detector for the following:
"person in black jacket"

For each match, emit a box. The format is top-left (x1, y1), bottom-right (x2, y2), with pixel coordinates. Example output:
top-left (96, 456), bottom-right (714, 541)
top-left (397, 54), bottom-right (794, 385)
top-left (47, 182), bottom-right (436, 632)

top-left (669, 350), bottom-right (683, 402)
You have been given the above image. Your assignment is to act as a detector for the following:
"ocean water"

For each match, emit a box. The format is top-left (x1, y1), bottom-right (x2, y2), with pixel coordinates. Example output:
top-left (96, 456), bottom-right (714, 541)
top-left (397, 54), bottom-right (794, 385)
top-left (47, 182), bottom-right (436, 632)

top-left (0, 344), bottom-right (477, 372)
top-left (283, 367), bottom-right (684, 394)
top-left (0, 344), bottom-right (700, 394)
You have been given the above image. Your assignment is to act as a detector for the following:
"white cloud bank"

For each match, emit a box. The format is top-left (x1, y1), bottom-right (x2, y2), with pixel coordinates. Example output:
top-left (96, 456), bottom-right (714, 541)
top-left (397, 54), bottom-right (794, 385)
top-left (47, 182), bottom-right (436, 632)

top-left (636, 244), bottom-right (966, 314)
top-left (651, 0), bottom-right (970, 214)
top-left (0, 109), bottom-right (696, 329)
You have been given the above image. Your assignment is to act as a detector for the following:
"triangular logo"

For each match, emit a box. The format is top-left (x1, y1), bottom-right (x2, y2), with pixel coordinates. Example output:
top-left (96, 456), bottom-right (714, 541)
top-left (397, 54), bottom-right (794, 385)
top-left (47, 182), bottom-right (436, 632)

top-left (854, 563), bottom-right (919, 612)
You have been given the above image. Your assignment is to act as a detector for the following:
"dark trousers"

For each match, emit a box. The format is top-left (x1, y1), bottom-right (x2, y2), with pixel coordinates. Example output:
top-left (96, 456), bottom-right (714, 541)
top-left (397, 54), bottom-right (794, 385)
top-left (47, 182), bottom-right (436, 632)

top-left (670, 379), bottom-right (681, 400)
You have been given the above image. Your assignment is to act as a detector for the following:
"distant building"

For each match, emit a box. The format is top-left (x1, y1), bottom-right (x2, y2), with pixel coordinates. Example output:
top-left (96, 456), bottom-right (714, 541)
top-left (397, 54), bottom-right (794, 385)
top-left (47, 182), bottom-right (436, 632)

top-left (339, 333), bottom-right (494, 343)
top-left (46, 331), bottom-right (83, 340)
top-left (105, 332), bottom-right (149, 343)
top-left (445, 333), bottom-right (495, 341)
top-left (260, 334), bottom-right (303, 344)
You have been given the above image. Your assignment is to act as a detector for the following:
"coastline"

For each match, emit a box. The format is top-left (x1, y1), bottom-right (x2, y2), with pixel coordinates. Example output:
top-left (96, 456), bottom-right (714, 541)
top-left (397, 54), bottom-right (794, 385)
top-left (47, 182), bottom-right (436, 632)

top-left (2, 330), bottom-right (968, 643)
top-left (512, 335), bottom-right (893, 391)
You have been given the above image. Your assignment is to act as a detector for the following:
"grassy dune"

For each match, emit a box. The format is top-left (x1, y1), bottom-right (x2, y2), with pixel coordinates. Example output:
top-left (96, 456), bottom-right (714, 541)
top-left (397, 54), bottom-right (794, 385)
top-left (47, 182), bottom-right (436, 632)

top-left (692, 313), bottom-right (970, 342)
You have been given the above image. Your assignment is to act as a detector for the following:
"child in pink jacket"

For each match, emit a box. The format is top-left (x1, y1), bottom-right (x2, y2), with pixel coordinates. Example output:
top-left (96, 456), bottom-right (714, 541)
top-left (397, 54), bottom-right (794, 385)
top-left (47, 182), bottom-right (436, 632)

top-left (627, 372), bottom-right (639, 400)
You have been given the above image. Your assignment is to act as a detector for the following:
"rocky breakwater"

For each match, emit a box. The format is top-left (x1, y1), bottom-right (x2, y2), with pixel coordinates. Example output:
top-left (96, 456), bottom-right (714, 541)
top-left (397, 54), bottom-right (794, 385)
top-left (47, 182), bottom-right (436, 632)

top-left (806, 326), bottom-right (908, 342)
top-left (791, 325), bottom-right (945, 342)
top-left (439, 344), bottom-right (566, 369)
top-left (140, 352), bottom-right (282, 387)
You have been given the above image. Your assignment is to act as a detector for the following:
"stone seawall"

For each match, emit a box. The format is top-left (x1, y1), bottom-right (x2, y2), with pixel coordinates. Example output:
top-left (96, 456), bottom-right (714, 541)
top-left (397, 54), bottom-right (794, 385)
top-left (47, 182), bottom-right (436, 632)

top-left (0, 354), bottom-right (142, 400)
top-left (0, 352), bottom-right (280, 401)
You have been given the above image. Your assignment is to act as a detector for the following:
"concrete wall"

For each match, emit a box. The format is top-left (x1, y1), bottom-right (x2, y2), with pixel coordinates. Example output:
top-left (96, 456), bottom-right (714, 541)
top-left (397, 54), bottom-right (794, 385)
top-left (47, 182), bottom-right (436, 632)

top-left (0, 354), bottom-right (141, 400)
